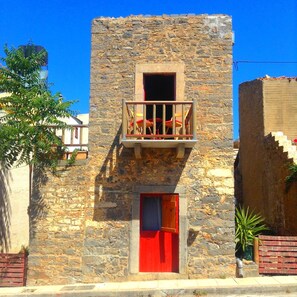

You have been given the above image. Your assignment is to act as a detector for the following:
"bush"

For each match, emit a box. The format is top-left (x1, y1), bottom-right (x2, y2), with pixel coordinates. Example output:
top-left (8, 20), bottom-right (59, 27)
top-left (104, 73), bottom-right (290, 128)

top-left (235, 206), bottom-right (268, 259)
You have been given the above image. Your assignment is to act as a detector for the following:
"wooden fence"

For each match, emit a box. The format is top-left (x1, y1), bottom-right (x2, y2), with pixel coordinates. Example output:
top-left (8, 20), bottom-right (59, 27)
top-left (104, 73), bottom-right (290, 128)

top-left (0, 253), bottom-right (26, 287)
top-left (259, 235), bottom-right (297, 275)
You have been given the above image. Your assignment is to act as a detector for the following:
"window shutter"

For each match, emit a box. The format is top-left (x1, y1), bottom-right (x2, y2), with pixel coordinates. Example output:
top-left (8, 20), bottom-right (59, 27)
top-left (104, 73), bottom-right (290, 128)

top-left (161, 194), bottom-right (178, 233)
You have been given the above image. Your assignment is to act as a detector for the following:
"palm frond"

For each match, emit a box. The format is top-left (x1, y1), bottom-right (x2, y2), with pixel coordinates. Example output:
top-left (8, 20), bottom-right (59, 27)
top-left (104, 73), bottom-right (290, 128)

top-left (235, 206), bottom-right (268, 255)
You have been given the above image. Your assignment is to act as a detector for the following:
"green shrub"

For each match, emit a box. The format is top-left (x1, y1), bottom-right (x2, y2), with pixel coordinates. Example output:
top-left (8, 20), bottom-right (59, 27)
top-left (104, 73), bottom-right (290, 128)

top-left (285, 164), bottom-right (297, 192)
top-left (235, 206), bottom-right (268, 258)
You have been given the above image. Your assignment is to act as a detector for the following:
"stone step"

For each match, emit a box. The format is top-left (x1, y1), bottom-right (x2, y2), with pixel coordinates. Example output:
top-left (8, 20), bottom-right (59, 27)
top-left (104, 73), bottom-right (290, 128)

top-left (271, 132), bottom-right (297, 163)
top-left (271, 131), bottom-right (284, 139)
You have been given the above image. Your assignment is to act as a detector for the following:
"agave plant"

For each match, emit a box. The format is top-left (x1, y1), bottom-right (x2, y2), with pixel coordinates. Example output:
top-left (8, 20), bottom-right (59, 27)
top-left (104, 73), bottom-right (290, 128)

top-left (235, 206), bottom-right (268, 257)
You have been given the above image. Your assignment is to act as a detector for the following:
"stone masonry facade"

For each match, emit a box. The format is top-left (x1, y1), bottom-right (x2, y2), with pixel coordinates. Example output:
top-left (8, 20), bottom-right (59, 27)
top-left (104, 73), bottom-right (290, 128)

top-left (27, 14), bottom-right (235, 285)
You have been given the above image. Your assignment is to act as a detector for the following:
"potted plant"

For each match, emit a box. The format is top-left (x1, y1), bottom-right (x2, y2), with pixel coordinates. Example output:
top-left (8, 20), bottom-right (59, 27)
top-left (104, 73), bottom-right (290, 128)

top-left (67, 148), bottom-right (88, 161)
top-left (74, 149), bottom-right (88, 160)
top-left (235, 206), bottom-right (268, 260)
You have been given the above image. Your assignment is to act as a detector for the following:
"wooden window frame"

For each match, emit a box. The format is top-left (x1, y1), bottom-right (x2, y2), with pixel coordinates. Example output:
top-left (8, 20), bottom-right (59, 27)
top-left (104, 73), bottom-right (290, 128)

top-left (140, 193), bottom-right (178, 234)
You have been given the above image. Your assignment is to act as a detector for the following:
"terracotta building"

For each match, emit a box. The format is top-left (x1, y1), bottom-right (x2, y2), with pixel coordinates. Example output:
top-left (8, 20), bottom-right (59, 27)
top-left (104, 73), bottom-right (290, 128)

top-left (238, 77), bottom-right (297, 235)
top-left (27, 14), bottom-right (235, 285)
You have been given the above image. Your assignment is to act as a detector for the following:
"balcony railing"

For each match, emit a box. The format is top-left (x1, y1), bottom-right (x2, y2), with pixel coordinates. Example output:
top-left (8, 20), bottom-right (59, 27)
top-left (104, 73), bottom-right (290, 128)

top-left (50, 124), bottom-right (89, 160)
top-left (121, 100), bottom-right (197, 158)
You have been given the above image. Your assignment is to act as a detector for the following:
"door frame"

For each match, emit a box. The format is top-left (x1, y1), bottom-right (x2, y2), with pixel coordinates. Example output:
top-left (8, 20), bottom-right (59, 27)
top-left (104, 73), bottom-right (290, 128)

top-left (129, 185), bottom-right (187, 275)
top-left (140, 193), bottom-right (179, 272)
top-left (135, 63), bottom-right (185, 102)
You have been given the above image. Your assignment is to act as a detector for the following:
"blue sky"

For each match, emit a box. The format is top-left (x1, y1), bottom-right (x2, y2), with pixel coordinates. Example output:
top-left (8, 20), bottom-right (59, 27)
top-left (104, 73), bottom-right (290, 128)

top-left (1, 0), bottom-right (297, 139)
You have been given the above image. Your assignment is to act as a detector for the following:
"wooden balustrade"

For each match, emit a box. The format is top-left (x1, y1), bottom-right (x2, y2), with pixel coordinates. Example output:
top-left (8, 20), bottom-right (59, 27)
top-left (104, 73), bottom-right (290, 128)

top-left (121, 100), bottom-right (197, 158)
top-left (122, 100), bottom-right (196, 140)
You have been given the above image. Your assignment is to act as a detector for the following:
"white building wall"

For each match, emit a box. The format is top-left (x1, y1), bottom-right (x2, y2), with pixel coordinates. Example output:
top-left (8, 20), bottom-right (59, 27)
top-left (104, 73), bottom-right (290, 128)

top-left (9, 165), bottom-right (30, 252)
top-left (0, 114), bottom-right (89, 252)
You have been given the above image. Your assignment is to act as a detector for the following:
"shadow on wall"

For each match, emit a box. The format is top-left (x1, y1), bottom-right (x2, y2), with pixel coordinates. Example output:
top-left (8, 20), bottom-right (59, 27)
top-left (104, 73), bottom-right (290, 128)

top-left (0, 167), bottom-right (11, 252)
top-left (234, 152), bottom-right (243, 206)
top-left (93, 126), bottom-right (190, 222)
top-left (29, 167), bottom-right (49, 240)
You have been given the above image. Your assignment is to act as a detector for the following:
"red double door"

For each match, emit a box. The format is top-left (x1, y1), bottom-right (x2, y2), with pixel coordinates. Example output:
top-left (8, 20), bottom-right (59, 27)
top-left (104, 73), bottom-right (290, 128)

top-left (139, 193), bottom-right (179, 272)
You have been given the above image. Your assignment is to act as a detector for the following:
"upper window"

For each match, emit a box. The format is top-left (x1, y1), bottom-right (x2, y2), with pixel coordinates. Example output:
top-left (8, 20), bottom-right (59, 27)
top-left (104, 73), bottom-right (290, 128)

top-left (144, 74), bottom-right (176, 120)
top-left (135, 63), bottom-right (184, 102)
top-left (144, 74), bottom-right (175, 101)
top-left (141, 193), bottom-right (179, 233)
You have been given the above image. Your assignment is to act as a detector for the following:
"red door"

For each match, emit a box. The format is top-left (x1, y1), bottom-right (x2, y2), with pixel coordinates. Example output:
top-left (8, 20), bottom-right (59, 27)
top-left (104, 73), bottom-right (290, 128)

top-left (139, 193), bottom-right (179, 272)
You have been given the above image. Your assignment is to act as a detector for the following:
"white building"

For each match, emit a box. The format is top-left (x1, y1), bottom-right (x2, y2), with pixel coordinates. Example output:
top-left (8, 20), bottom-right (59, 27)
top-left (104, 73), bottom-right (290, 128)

top-left (0, 109), bottom-right (89, 252)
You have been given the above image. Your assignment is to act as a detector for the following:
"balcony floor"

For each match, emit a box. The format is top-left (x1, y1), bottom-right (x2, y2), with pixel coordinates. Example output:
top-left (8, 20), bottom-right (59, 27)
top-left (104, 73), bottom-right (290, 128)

top-left (121, 139), bottom-right (197, 149)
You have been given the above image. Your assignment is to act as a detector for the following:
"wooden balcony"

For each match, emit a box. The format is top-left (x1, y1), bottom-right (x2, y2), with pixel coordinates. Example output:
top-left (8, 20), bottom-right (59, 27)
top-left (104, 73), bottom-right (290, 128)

top-left (121, 100), bottom-right (197, 158)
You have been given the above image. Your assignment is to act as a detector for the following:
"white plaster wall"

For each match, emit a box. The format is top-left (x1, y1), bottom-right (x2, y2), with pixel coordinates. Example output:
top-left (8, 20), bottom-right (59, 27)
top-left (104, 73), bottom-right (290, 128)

top-left (1, 165), bottom-right (30, 252)
top-left (9, 165), bottom-right (29, 252)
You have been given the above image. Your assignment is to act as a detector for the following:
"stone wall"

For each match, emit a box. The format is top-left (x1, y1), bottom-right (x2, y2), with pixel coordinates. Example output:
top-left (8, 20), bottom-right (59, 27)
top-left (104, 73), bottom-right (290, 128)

top-left (28, 14), bottom-right (234, 285)
top-left (28, 165), bottom-right (88, 284)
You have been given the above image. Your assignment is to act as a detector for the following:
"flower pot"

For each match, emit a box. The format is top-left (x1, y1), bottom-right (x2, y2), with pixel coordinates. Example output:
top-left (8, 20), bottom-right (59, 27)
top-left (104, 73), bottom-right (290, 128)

top-left (75, 151), bottom-right (88, 160)
top-left (243, 245), bottom-right (253, 261)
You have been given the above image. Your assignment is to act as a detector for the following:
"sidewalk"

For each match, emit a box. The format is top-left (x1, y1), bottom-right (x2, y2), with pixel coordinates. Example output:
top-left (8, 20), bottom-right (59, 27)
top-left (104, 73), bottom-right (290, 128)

top-left (1, 276), bottom-right (297, 296)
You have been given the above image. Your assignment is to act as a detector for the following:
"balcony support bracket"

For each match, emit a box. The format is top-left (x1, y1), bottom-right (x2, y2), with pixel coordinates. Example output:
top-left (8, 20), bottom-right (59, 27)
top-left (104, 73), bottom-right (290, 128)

top-left (176, 143), bottom-right (185, 158)
top-left (134, 143), bottom-right (142, 159)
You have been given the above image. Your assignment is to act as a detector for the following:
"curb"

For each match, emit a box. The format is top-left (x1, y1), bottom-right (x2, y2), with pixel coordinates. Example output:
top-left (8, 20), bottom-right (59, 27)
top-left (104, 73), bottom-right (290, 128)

top-left (1, 277), bottom-right (297, 297)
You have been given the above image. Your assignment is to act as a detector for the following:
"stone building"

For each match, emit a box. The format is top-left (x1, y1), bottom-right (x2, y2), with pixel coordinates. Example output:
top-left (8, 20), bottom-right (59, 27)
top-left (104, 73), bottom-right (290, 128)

top-left (238, 77), bottom-right (297, 235)
top-left (27, 14), bottom-right (234, 285)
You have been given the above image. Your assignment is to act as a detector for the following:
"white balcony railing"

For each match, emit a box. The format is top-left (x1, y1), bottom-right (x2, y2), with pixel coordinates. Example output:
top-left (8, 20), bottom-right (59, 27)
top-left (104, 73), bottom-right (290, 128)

top-left (50, 125), bottom-right (89, 160)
